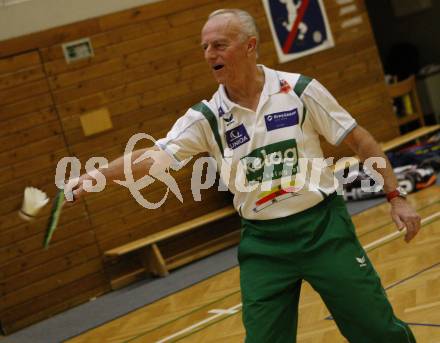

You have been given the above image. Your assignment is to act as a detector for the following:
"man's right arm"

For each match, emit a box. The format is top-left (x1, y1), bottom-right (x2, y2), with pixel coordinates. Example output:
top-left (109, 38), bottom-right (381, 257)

top-left (71, 146), bottom-right (160, 201)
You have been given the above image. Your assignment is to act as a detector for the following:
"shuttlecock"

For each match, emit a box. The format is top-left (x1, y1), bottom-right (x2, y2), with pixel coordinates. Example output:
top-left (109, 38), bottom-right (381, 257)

top-left (19, 187), bottom-right (50, 221)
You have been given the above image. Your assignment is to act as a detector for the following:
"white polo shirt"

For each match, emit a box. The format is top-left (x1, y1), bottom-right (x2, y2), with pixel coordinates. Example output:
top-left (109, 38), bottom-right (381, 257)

top-left (156, 65), bottom-right (357, 219)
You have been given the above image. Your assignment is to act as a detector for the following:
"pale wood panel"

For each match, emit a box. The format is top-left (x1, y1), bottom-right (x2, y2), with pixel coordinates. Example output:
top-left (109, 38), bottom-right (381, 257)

top-left (0, 120), bottom-right (62, 154)
top-left (0, 107), bottom-right (57, 136)
top-left (0, 93), bottom-right (54, 122)
top-left (0, 18), bottom-right (101, 59)
top-left (0, 64), bottom-right (46, 91)
top-left (1, 273), bottom-right (108, 334)
top-left (1, 245), bottom-right (100, 294)
top-left (97, 0), bottom-right (212, 31)
top-left (0, 148), bottom-right (68, 186)
top-left (0, 51), bottom-right (40, 73)
top-left (0, 258), bottom-right (103, 310)
top-left (0, 79), bottom-right (50, 107)
top-left (0, 50), bottom-right (105, 334)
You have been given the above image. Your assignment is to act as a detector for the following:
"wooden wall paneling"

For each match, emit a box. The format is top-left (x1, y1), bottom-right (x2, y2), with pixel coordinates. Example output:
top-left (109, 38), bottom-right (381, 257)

top-left (159, 215), bottom-right (240, 258)
top-left (48, 58), bottom-right (127, 90)
top-left (97, 0), bottom-right (212, 31)
top-left (0, 51), bottom-right (40, 73)
top-left (97, 184), bottom-right (232, 251)
top-left (51, 36), bottom-right (203, 104)
top-left (0, 257), bottom-right (103, 311)
top-left (62, 77), bottom-right (215, 147)
top-left (0, 79), bottom-right (50, 107)
top-left (0, 213), bottom-right (90, 251)
top-left (1, 244), bottom-right (100, 295)
top-left (0, 135), bottom-right (64, 166)
top-left (0, 168), bottom-right (65, 202)
top-left (0, 93), bottom-right (54, 122)
top-left (0, 49), bottom-right (107, 333)
top-left (0, 210), bottom-right (91, 265)
top-left (87, 167), bottom-right (196, 228)
top-left (85, 179), bottom-right (221, 249)
top-left (0, 107), bottom-right (57, 137)
top-left (1, 272), bottom-right (108, 334)
top-left (0, 193), bottom-right (86, 233)
top-left (0, 120), bottom-right (62, 154)
top-left (0, 64), bottom-right (46, 91)
top-left (0, 148), bottom-right (69, 186)
top-left (0, 18), bottom-right (101, 59)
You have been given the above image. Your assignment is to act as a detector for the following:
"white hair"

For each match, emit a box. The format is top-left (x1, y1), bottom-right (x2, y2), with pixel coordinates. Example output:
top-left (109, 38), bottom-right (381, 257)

top-left (208, 9), bottom-right (260, 51)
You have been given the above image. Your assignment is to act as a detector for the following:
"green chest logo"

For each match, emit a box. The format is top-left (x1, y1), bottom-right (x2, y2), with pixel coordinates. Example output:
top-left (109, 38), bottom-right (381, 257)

top-left (240, 139), bottom-right (299, 182)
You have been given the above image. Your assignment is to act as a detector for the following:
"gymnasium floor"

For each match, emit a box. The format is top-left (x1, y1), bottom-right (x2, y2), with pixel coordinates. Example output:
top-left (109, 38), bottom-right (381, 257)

top-left (2, 186), bottom-right (439, 343)
top-left (64, 185), bottom-right (440, 343)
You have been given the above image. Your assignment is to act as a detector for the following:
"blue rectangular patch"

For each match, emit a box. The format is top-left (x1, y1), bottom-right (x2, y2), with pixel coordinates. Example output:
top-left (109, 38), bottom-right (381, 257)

top-left (225, 124), bottom-right (250, 150)
top-left (265, 108), bottom-right (299, 131)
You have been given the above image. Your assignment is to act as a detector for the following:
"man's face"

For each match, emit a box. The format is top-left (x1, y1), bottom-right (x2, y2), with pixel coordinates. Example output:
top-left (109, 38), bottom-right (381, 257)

top-left (201, 15), bottom-right (251, 85)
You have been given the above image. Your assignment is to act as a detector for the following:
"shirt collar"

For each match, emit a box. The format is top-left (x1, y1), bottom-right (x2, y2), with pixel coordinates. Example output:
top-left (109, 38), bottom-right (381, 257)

top-left (217, 64), bottom-right (283, 114)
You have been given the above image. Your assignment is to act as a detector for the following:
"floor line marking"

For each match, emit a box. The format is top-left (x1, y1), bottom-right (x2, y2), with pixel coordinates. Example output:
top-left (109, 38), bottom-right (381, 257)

top-left (156, 303), bottom-right (242, 343)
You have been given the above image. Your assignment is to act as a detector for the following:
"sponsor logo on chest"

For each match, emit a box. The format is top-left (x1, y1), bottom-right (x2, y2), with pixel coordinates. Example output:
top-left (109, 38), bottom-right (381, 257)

top-left (241, 139), bottom-right (299, 182)
top-left (264, 108), bottom-right (299, 131)
top-left (225, 124), bottom-right (250, 150)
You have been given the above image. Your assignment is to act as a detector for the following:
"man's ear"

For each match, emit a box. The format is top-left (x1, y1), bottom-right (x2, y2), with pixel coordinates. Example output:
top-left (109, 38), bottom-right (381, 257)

top-left (247, 37), bottom-right (258, 55)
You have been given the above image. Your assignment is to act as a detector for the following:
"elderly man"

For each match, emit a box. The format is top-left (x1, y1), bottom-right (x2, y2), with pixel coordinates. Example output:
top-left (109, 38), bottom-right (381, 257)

top-left (72, 9), bottom-right (420, 343)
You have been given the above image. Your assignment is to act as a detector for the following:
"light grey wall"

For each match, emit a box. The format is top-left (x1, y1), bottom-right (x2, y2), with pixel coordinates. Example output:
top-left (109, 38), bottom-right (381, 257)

top-left (366, 0), bottom-right (440, 68)
top-left (0, 0), bottom-right (162, 41)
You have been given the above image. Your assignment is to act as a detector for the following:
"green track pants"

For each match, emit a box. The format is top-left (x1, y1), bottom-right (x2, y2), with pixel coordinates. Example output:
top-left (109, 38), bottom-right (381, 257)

top-left (239, 194), bottom-right (415, 343)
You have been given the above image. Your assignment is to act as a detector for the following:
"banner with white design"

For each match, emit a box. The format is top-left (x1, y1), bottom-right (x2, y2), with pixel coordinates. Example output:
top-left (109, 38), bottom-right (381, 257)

top-left (262, 0), bottom-right (335, 63)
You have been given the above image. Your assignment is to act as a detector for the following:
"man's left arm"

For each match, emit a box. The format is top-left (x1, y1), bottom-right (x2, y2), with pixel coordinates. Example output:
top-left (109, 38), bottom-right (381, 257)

top-left (343, 125), bottom-right (421, 242)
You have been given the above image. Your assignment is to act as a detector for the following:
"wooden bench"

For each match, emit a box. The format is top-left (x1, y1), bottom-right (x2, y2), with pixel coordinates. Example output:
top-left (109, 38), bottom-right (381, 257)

top-left (104, 205), bottom-right (239, 289)
top-left (334, 124), bottom-right (440, 172)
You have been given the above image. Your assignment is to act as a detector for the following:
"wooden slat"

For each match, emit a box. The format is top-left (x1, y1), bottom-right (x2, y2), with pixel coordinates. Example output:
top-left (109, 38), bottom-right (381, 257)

top-left (1, 273), bottom-right (108, 334)
top-left (0, 94), bottom-right (54, 122)
top-left (380, 125), bottom-right (440, 151)
top-left (0, 135), bottom-right (64, 166)
top-left (0, 258), bottom-right (103, 310)
top-left (98, 0), bottom-right (212, 31)
top-left (0, 65), bottom-right (46, 91)
top-left (0, 120), bottom-right (62, 153)
top-left (165, 229), bottom-right (240, 270)
top-left (0, 51), bottom-right (40, 73)
top-left (0, 218), bottom-right (92, 276)
top-left (0, 148), bottom-right (67, 186)
top-left (0, 213), bottom-right (92, 265)
top-left (1, 245), bottom-right (100, 294)
top-left (0, 107), bottom-right (57, 136)
top-left (105, 206), bottom-right (235, 256)
top-left (0, 18), bottom-right (101, 59)
top-left (0, 79), bottom-right (50, 106)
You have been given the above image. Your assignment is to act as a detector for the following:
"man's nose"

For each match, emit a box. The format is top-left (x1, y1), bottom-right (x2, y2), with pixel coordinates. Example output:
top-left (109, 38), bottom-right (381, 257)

top-left (204, 46), bottom-right (216, 61)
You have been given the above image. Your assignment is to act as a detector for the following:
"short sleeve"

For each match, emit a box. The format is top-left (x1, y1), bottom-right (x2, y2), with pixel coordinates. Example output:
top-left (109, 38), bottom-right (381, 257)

top-left (156, 108), bottom-right (210, 165)
top-left (302, 79), bottom-right (357, 146)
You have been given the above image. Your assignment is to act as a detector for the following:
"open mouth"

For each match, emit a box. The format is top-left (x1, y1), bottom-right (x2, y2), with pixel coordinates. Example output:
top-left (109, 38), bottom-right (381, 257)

top-left (213, 64), bottom-right (224, 71)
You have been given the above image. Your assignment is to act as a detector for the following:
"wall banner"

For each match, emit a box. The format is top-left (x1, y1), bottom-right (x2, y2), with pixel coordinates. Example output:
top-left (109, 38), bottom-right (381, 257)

top-left (262, 0), bottom-right (335, 63)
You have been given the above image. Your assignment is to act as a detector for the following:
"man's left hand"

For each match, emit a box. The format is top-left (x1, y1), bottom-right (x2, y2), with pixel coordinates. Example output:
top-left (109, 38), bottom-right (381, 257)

top-left (390, 197), bottom-right (421, 242)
